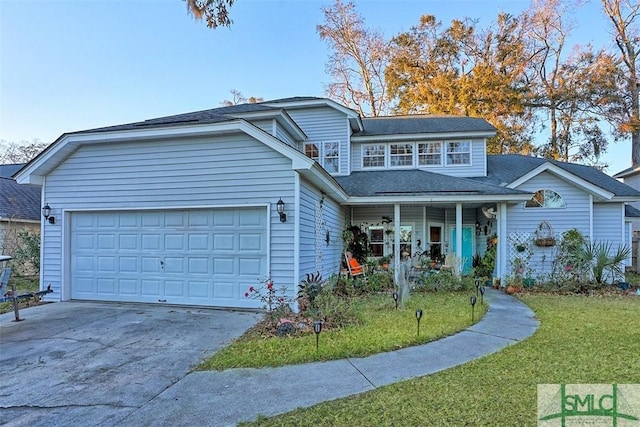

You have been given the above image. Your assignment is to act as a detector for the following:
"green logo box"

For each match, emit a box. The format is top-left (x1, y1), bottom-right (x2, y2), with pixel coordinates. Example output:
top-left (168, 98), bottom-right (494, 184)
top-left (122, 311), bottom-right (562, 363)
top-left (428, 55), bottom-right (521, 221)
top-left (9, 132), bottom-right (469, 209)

top-left (538, 384), bottom-right (640, 426)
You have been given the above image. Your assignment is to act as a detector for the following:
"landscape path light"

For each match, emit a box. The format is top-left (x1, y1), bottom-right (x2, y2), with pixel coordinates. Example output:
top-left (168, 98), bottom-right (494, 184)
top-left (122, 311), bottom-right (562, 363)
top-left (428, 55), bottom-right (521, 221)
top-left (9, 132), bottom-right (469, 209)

top-left (392, 291), bottom-right (399, 309)
top-left (415, 309), bottom-right (423, 337)
top-left (479, 286), bottom-right (485, 305)
top-left (470, 295), bottom-right (477, 322)
top-left (313, 320), bottom-right (322, 354)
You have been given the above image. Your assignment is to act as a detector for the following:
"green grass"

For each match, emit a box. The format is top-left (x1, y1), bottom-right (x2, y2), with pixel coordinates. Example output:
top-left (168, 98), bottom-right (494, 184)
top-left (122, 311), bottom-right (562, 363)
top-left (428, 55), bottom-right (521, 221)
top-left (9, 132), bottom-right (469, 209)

top-left (199, 292), bottom-right (487, 370)
top-left (243, 294), bottom-right (640, 426)
top-left (0, 276), bottom-right (40, 315)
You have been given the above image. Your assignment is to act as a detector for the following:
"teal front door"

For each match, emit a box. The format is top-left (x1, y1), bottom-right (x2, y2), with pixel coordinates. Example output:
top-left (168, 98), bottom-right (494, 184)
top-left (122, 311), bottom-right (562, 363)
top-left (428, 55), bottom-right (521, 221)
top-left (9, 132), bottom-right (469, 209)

top-left (451, 226), bottom-right (474, 274)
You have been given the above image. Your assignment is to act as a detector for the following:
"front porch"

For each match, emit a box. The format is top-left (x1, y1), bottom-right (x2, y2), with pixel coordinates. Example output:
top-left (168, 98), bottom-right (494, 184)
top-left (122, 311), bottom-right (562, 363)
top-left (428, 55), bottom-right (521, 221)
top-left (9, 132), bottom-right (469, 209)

top-left (345, 202), bottom-right (510, 280)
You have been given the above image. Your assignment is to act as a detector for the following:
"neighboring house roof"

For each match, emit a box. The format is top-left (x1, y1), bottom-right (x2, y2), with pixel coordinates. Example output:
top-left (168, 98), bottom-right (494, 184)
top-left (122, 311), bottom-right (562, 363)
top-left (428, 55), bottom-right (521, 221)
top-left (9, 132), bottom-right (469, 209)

top-left (0, 163), bottom-right (25, 178)
top-left (335, 169), bottom-right (529, 198)
top-left (626, 204), bottom-right (640, 218)
top-left (0, 176), bottom-right (41, 221)
top-left (476, 155), bottom-right (640, 198)
top-left (613, 165), bottom-right (640, 179)
top-left (355, 116), bottom-right (497, 137)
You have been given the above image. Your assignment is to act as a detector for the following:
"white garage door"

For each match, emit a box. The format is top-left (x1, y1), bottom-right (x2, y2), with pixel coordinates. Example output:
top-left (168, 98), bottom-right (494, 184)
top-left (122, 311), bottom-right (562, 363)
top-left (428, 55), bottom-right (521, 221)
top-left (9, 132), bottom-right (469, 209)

top-left (71, 208), bottom-right (267, 307)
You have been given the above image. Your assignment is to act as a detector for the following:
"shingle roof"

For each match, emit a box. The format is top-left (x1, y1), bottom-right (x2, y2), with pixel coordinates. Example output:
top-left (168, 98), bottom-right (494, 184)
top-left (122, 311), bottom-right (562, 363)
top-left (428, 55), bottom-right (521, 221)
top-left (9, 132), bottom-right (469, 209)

top-left (626, 204), bottom-right (640, 218)
top-left (335, 169), bottom-right (528, 197)
top-left (0, 177), bottom-right (41, 221)
top-left (474, 155), bottom-right (640, 198)
top-left (355, 116), bottom-right (496, 136)
top-left (0, 164), bottom-right (25, 178)
top-left (80, 103), bottom-right (279, 134)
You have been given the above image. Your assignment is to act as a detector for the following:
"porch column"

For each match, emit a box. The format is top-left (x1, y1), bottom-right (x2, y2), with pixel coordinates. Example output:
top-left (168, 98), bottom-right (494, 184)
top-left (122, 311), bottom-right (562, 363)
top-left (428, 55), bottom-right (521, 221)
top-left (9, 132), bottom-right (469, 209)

top-left (497, 203), bottom-right (507, 281)
top-left (456, 202), bottom-right (462, 272)
top-left (394, 203), bottom-right (401, 282)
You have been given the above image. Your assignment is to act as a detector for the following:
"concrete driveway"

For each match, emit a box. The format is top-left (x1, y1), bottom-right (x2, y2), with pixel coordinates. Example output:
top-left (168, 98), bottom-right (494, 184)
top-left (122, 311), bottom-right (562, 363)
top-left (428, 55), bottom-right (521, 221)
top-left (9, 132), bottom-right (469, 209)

top-left (0, 301), bottom-right (261, 426)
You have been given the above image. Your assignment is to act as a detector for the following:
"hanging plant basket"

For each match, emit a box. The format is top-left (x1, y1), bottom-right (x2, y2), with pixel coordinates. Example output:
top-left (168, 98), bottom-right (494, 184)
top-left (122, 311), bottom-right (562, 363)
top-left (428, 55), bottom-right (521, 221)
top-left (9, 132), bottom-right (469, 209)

top-left (534, 221), bottom-right (556, 247)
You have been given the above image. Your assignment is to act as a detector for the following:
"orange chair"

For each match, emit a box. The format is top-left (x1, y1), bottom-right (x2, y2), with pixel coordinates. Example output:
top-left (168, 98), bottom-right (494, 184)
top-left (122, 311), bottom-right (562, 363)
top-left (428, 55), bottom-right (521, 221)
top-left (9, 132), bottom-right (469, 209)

top-left (345, 252), bottom-right (366, 278)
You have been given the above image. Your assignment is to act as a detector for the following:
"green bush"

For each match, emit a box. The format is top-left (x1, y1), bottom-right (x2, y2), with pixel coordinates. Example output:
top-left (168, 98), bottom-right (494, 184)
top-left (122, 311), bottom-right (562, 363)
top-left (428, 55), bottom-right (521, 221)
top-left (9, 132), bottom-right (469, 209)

top-left (415, 272), bottom-right (474, 292)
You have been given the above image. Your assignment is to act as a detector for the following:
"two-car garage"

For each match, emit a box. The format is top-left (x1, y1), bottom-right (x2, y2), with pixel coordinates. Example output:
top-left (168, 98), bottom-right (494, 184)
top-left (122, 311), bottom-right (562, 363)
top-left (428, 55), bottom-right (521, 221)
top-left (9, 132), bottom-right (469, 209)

top-left (70, 207), bottom-right (267, 307)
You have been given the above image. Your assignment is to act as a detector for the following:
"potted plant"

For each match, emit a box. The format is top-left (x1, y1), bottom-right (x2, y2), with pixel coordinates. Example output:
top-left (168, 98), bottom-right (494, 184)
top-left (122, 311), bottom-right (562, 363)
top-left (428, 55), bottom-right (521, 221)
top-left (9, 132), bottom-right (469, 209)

top-left (378, 256), bottom-right (391, 270)
top-left (515, 243), bottom-right (527, 252)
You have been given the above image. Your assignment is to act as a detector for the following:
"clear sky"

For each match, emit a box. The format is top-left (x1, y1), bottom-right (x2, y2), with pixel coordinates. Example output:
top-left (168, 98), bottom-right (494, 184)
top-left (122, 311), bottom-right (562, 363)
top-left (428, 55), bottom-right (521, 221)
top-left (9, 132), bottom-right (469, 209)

top-left (0, 0), bottom-right (632, 175)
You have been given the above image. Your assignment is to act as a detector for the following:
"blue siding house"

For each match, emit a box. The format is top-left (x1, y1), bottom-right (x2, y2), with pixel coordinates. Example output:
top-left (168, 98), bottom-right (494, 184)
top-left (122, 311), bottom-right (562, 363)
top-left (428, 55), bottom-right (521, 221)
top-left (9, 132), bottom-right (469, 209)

top-left (14, 97), bottom-right (640, 308)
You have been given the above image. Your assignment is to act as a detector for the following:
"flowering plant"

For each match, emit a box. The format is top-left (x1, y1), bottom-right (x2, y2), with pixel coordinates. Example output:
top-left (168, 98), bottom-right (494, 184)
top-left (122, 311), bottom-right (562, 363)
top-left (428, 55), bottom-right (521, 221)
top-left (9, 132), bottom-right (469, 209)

top-left (245, 276), bottom-right (295, 326)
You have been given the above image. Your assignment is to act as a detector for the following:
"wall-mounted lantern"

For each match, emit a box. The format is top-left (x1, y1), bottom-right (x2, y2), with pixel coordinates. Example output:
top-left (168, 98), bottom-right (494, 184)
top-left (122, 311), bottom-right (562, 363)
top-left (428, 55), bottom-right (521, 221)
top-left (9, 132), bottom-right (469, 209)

top-left (276, 198), bottom-right (287, 222)
top-left (42, 204), bottom-right (55, 224)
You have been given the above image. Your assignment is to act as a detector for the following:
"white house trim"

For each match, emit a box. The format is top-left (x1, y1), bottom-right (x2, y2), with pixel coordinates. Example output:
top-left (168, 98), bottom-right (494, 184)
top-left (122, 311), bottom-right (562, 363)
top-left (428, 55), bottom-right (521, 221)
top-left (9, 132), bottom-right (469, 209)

top-left (507, 163), bottom-right (614, 200)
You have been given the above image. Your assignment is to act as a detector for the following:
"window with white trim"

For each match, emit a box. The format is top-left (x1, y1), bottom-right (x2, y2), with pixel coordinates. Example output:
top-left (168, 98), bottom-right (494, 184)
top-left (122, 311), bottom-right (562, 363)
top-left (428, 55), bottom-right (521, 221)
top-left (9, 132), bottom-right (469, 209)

top-left (390, 143), bottom-right (413, 167)
top-left (362, 144), bottom-right (386, 168)
top-left (322, 142), bottom-right (339, 173)
top-left (304, 141), bottom-right (340, 174)
top-left (525, 189), bottom-right (566, 208)
top-left (305, 143), bottom-right (319, 161)
top-left (418, 142), bottom-right (442, 166)
top-left (446, 141), bottom-right (471, 165)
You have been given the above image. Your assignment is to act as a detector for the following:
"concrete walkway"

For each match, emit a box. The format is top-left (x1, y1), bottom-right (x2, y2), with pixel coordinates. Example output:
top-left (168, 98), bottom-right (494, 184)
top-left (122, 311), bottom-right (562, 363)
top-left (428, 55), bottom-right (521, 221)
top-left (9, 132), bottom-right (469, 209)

top-left (122, 289), bottom-right (539, 426)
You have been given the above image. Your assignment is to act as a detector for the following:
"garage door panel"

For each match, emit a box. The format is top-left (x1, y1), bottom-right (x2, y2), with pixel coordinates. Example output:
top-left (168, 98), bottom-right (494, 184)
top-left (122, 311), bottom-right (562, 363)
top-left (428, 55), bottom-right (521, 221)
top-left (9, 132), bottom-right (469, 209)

top-left (165, 280), bottom-right (185, 297)
top-left (118, 279), bottom-right (138, 295)
top-left (97, 278), bottom-right (116, 295)
top-left (119, 234), bottom-right (138, 250)
top-left (141, 257), bottom-right (161, 273)
top-left (141, 279), bottom-right (162, 297)
top-left (141, 234), bottom-right (161, 251)
top-left (164, 257), bottom-right (184, 274)
top-left (71, 208), bottom-right (267, 307)
top-left (97, 256), bottom-right (116, 273)
top-left (239, 233), bottom-right (263, 251)
top-left (188, 234), bottom-right (209, 251)
top-left (188, 258), bottom-right (209, 274)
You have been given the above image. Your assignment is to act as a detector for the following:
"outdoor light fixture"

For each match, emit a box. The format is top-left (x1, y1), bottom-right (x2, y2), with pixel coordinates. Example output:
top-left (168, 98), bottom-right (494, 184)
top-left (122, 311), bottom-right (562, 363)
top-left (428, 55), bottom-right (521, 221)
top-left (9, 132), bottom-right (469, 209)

top-left (470, 295), bottom-right (477, 322)
top-left (42, 204), bottom-right (55, 224)
top-left (392, 291), bottom-right (399, 309)
top-left (276, 198), bottom-right (287, 222)
top-left (479, 286), bottom-right (486, 305)
top-left (475, 278), bottom-right (481, 297)
top-left (313, 320), bottom-right (323, 353)
top-left (415, 309), bottom-right (423, 337)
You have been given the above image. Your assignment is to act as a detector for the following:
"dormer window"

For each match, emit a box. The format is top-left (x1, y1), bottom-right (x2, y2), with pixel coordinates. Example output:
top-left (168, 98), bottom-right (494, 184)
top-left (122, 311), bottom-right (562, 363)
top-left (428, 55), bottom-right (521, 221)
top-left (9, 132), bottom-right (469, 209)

top-left (362, 144), bottom-right (385, 168)
top-left (446, 141), bottom-right (470, 165)
top-left (390, 143), bottom-right (413, 167)
top-left (525, 189), bottom-right (566, 208)
top-left (418, 142), bottom-right (442, 166)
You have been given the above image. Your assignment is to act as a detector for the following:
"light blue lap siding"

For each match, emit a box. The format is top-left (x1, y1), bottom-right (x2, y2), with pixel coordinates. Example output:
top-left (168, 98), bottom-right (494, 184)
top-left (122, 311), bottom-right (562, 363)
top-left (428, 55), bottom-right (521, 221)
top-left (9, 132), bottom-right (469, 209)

top-left (299, 180), bottom-right (346, 282)
top-left (42, 133), bottom-right (297, 304)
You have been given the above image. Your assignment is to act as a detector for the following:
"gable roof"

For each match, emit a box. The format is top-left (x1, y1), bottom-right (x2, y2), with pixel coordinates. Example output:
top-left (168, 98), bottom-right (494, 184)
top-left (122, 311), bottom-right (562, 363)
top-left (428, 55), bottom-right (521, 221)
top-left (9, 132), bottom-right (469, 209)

top-left (613, 165), bottom-right (640, 179)
top-left (476, 155), bottom-right (640, 199)
top-left (335, 169), bottom-right (530, 203)
top-left (0, 177), bottom-right (41, 222)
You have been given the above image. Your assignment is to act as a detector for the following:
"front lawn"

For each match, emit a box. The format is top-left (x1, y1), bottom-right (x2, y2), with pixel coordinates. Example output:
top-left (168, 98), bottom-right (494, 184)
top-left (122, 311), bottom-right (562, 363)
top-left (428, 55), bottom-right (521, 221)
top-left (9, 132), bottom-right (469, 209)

top-left (244, 294), bottom-right (640, 426)
top-left (199, 292), bottom-right (487, 370)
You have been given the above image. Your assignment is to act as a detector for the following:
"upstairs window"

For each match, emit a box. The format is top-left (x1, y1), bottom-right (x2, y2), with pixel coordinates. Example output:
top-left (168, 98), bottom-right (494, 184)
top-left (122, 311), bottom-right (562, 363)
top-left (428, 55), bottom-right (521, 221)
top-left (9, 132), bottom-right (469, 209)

top-left (446, 141), bottom-right (471, 165)
top-left (390, 143), bottom-right (413, 167)
top-left (305, 143), bottom-right (319, 161)
top-left (418, 142), bottom-right (442, 166)
top-left (525, 189), bottom-right (566, 208)
top-left (305, 141), bottom-right (340, 174)
top-left (362, 144), bottom-right (385, 168)
top-left (322, 142), bottom-right (339, 174)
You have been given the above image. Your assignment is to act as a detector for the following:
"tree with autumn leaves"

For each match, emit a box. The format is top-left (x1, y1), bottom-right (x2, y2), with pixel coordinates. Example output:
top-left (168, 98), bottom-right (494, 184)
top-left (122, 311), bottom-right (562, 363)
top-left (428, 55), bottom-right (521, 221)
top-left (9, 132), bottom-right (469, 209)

top-left (317, 0), bottom-right (639, 169)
